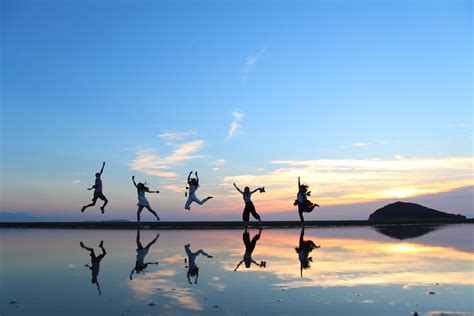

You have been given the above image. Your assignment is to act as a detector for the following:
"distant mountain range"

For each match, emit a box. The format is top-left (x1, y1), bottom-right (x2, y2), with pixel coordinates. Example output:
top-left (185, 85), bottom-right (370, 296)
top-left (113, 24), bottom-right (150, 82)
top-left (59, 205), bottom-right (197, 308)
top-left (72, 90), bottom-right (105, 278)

top-left (369, 201), bottom-right (466, 220)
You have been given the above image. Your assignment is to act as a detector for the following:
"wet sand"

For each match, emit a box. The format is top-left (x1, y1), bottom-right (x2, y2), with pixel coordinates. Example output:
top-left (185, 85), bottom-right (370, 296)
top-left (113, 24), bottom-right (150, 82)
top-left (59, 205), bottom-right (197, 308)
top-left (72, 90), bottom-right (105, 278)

top-left (0, 218), bottom-right (472, 229)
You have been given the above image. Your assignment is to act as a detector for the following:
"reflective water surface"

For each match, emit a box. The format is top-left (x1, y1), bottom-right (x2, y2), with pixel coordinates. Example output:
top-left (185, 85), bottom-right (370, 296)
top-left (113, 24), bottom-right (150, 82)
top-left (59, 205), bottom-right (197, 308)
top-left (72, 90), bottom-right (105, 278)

top-left (1, 224), bottom-right (473, 315)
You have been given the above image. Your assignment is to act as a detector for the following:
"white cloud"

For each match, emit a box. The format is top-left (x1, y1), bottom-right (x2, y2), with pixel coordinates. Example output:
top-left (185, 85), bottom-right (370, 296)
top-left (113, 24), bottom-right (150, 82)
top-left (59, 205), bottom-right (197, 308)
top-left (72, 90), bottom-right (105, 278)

top-left (72, 180), bottom-right (81, 184)
top-left (242, 48), bottom-right (266, 80)
top-left (212, 167), bottom-right (220, 172)
top-left (210, 159), bottom-right (227, 166)
top-left (352, 142), bottom-right (371, 147)
top-left (130, 140), bottom-right (205, 178)
top-left (157, 130), bottom-right (196, 142)
top-left (228, 110), bottom-right (244, 139)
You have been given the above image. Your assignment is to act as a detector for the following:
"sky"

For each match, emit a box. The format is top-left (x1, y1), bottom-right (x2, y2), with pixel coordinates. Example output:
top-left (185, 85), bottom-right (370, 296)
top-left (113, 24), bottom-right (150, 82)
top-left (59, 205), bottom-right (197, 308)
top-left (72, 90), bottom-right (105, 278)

top-left (1, 0), bottom-right (473, 221)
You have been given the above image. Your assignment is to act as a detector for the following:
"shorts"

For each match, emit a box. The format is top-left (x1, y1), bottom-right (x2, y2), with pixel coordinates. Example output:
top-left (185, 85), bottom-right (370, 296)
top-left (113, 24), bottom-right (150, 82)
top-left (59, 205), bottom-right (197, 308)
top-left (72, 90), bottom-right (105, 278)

top-left (93, 192), bottom-right (107, 201)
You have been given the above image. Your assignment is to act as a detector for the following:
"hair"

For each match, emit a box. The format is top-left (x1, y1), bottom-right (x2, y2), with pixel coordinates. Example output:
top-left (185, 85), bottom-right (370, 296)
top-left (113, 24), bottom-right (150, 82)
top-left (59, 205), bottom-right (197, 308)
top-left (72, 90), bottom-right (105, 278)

top-left (244, 187), bottom-right (250, 196)
top-left (299, 184), bottom-right (309, 193)
top-left (189, 178), bottom-right (199, 188)
top-left (95, 173), bottom-right (100, 177)
top-left (244, 258), bottom-right (251, 268)
top-left (137, 182), bottom-right (149, 193)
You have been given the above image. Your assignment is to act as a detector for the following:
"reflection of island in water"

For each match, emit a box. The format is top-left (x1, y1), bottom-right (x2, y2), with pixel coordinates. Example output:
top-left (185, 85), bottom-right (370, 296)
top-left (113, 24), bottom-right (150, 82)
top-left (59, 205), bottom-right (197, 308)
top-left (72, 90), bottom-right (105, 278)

top-left (374, 224), bottom-right (445, 240)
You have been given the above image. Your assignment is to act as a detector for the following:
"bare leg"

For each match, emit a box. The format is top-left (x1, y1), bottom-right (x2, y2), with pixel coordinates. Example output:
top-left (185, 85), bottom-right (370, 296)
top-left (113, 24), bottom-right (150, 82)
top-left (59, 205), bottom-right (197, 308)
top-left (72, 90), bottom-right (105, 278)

top-left (137, 206), bottom-right (144, 225)
top-left (100, 197), bottom-right (108, 213)
top-left (82, 200), bottom-right (97, 213)
top-left (145, 206), bottom-right (160, 221)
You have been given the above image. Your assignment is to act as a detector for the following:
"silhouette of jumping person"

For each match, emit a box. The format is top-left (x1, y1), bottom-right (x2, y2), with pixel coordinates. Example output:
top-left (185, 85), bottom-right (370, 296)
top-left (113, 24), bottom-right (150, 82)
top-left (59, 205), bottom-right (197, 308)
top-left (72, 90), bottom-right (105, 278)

top-left (80, 240), bottom-right (107, 295)
top-left (234, 227), bottom-right (266, 271)
top-left (295, 226), bottom-right (320, 277)
top-left (81, 162), bottom-right (108, 214)
top-left (295, 176), bottom-right (319, 223)
top-left (184, 171), bottom-right (213, 211)
top-left (132, 176), bottom-right (160, 224)
top-left (129, 226), bottom-right (159, 280)
top-left (233, 182), bottom-right (265, 225)
top-left (184, 244), bottom-right (213, 284)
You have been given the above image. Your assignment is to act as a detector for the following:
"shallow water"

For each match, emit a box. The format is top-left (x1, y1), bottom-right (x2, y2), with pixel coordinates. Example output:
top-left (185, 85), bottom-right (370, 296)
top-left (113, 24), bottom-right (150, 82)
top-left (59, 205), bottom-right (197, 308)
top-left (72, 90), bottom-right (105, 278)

top-left (1, 224), bottom-right (473, 315)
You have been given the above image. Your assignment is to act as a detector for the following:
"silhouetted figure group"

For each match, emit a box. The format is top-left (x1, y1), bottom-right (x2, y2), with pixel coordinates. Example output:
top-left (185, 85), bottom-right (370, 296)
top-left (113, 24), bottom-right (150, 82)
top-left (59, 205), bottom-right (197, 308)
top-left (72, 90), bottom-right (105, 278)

top-left (78, 226), bottom-right (322, 296)
top-left (80, 162), bottom-right (321, 224)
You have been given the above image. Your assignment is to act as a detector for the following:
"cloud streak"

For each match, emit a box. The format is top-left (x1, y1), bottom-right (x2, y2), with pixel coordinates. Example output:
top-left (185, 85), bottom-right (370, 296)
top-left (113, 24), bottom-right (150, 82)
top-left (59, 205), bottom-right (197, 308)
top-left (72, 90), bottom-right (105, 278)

top-left (221, 156), bottom-right (474, 211)
top-left (242, 48), bottom-right (265, 80)
top-left (228, 110), bottom-right (244, 139)
top-left (130, 140), bottom-right (205, 178)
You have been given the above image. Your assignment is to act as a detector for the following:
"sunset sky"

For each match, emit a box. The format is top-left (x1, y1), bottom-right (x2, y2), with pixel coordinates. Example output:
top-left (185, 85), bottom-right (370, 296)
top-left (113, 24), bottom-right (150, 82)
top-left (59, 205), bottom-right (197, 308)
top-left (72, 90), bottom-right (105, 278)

top-left (1, 0), bottom-right (472, 221)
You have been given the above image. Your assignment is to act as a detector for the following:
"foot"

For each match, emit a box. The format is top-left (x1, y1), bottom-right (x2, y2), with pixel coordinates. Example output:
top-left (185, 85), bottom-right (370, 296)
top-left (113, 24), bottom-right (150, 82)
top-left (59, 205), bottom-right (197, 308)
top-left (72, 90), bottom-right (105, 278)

top-left (207, 255), bottom-right (213, 258)
top-left (81, 206), bottom-right (86, 213)
top-left (99, 240), bottom-right (104, 247)
top-left (156, 216), bottom-right (160, 221)
top-left (80, 241), bottom-right (85, 248)
top-left (185, 207), bottom-right (191, 211)
top-left (258, 218), bottom-right (261, 222)
top-left (207, 196), bottom-right (213, 200)
top-left (315, 204), bottom-right (320, 207)
top-left (100, 206), bottom-right (105, 214)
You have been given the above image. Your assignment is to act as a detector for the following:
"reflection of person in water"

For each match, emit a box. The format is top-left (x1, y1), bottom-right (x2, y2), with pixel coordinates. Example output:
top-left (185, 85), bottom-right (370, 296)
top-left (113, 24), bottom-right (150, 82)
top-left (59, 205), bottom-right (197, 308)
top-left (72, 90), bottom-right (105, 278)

top-left (80, 240), bottom-right (107, 295)
top-left (295, 227), bottom-right (320, 277)
top-left (295, 176), bottom-right (319, 223)
top-left (234, 227), bottom-right (266, 271)
top-left (184, 244), bottom-right (213, 284)
top-left (129, 227), bottom-right (159, 280)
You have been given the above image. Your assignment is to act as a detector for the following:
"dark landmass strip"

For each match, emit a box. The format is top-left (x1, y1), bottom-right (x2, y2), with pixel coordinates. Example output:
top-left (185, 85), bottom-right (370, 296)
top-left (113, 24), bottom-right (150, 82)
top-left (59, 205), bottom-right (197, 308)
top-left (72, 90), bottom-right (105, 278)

top-left (0, 219), bottom-right (472, 229)
top-left (369, 201), bottom-right (466, 220)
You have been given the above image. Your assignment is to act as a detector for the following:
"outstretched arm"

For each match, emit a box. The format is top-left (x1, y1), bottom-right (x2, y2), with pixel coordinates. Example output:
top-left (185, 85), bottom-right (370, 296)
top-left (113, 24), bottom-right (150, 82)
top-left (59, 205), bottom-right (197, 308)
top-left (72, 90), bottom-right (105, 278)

top-left (196, 249), bottom-right (213, 258)
top-left (250, 188), bottom-right (261, 195)
top-left (234, 260), bottom-right (244, 271)
top-left (99, 162), bottom-right (105, 176)
top-left (234, 183), bottom-right (243, 194)
top-left (132, 176), bottom-right (138, 188)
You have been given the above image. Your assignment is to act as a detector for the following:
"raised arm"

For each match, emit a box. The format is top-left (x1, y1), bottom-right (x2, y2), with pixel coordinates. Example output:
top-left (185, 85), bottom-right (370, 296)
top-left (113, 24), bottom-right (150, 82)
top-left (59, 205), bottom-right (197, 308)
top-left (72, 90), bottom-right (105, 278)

top-left (195, 171), bottom-right (199, 185)
top-left (99, 162), bottom-right (105, 176)
top-left (234, 183), bottom-right (244, 194)
top-left (187, 171), bottom-right (193, 184)
top-left (132, 176), bottom-right (137, 188)
top-left (298, 176), bottom-right (301, 189)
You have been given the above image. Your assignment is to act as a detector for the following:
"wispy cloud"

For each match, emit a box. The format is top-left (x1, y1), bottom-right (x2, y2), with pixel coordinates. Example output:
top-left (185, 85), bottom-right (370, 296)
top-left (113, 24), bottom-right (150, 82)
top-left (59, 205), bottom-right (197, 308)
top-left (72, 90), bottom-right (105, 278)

top-left (228, 110), bottom-right (244, 139)
top-left (130, 140), bottom-right (205, 178)
top-left (242, 48), bottom-right (265, 80)
top-left (72, 180), bottom-right (81, 184)
top-left (157, 130), bottom-right (196, 142)
top-left (221, 156), bottom-right (474, 210)
top-left (211, 159), bottom-right (227, 166)
top-left (352, 142), bottom-right (371, 147)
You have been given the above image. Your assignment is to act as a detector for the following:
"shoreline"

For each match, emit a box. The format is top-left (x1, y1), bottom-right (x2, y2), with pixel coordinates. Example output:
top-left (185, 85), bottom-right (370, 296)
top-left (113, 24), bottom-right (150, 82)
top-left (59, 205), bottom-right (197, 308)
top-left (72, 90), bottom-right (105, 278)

top-left (0, 218), bottom-right (472, 229)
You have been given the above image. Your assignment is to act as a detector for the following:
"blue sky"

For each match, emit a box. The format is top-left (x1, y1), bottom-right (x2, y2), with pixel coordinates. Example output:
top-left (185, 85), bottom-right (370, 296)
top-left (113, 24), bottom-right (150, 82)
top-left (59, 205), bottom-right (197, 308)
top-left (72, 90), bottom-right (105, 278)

top-left (1, 0), bottom-right (472, 221)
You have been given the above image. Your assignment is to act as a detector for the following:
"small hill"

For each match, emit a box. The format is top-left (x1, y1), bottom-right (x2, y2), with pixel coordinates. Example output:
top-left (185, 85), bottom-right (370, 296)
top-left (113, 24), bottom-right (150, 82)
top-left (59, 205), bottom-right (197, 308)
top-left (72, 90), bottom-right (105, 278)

top-left (369, 201), bottom-right (466, 220)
